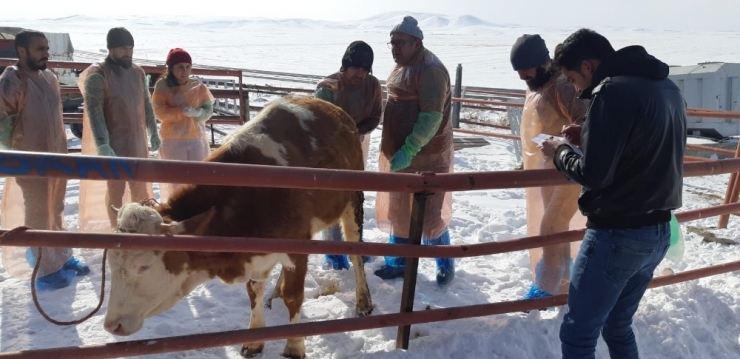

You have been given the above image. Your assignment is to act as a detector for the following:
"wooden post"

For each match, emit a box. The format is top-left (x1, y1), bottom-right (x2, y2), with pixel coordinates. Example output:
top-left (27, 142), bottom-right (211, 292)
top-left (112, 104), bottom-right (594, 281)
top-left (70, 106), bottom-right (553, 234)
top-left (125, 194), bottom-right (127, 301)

top-left (719, 142), bottom-right (740, 228)
top-left (451, 64), bottom-right (463, 128)
top-left (396, 191), bottom-right (429, 350)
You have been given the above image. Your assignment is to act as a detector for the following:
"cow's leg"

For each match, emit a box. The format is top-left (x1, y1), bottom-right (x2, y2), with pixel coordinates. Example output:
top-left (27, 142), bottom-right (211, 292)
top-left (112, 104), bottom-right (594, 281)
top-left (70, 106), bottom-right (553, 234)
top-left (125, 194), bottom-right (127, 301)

top-left (265, 269), bottom-right (284, 309)
top-left (281, 254), bottom-right (307, 359)
top-left (241, 279), bottom-right (266, 358)
top-left (342, 191), bottom-right (374, 316)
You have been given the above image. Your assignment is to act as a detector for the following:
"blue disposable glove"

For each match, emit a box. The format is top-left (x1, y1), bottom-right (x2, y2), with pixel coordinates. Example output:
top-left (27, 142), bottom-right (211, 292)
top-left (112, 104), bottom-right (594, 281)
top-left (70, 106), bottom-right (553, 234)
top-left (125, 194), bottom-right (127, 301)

top-left (0, 114), bottom-right (16, 150)
top-left (390, 142), bottom-right (419, 172)
top-left (150, 134), bottom-right (161, 152)
top-left (389, 111), bottom-right (443, 172)
top-left (97, 144), bottom-right (116, 156)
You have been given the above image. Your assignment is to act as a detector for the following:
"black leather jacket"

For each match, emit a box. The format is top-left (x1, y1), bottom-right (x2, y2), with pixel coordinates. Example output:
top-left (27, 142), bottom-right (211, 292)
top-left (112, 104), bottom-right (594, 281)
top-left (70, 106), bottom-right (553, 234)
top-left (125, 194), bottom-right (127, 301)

top-left (554, 46), bottom-right (687, 229)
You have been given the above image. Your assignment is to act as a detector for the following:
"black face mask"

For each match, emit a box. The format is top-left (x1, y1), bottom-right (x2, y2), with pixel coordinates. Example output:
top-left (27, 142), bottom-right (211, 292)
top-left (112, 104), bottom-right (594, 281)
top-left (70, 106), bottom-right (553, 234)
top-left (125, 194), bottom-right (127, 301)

top-left (525, 65), bottom-right (557, 91)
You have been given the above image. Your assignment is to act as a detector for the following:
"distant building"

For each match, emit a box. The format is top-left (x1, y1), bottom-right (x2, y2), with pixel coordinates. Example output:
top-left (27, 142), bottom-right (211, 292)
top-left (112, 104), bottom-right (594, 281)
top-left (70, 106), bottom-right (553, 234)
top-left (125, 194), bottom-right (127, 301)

top-left (668, 62), bottom-right (740, 139)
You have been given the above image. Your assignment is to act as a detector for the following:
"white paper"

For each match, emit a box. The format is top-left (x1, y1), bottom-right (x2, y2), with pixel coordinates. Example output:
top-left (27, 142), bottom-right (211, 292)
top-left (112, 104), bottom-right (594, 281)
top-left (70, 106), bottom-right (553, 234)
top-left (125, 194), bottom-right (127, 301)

top-left (531, 133), bottom-right (583, 156)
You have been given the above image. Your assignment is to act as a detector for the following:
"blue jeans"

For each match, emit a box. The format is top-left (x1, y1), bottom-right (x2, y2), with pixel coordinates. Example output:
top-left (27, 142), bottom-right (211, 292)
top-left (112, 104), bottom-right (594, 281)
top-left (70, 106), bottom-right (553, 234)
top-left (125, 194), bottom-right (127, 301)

top-left (560, 223), bottom-right (670, 359)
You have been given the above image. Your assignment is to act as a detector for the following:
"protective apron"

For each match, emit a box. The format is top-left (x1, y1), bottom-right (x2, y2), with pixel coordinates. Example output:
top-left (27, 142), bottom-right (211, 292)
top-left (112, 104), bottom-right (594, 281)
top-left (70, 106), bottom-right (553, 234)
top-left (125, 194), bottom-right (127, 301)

top-left (152, 78), bottom-right (214, 202)
top-left (520, 73), bottom-right (588, 295)
top-left (375, 48), bottom-right (453, 241)
top-left (0, 66), bottom-right (71, 279)
top-left (77, 62), bottom-right (154, 233)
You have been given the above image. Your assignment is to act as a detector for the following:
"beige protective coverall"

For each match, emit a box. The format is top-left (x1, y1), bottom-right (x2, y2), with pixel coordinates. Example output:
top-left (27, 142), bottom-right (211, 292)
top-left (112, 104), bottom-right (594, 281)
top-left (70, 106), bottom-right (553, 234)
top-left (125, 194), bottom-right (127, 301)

top-left (315, 72), bottom-right (383, 165)
top-left (0, 66), bottom-right (72, 278)
top-left (152, 78), bottom-right (214, 202)
top-left (77, 62), bottom-right (154, 233)
top-left (375, 48), bottom-right (453, 240)
top-left (520, 73), bottom-right (588, 295)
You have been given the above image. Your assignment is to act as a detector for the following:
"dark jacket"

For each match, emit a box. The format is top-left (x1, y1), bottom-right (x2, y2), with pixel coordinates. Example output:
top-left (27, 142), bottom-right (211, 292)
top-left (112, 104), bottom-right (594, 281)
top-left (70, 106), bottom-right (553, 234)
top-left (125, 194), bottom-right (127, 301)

top-left (554, 46), bottom-right (687, 229)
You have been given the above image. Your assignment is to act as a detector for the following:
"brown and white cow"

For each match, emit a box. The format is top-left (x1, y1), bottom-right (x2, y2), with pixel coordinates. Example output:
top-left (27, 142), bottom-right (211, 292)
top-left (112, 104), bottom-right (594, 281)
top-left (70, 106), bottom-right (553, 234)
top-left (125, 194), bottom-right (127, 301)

top-left (104, 96), bottom-right (374, 359)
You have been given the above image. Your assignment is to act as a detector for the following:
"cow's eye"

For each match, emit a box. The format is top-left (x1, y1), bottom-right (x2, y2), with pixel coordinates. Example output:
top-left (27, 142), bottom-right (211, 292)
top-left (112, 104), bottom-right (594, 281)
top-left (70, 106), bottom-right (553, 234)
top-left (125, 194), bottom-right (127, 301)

top-left (138, 265), bottom-right (150, 273)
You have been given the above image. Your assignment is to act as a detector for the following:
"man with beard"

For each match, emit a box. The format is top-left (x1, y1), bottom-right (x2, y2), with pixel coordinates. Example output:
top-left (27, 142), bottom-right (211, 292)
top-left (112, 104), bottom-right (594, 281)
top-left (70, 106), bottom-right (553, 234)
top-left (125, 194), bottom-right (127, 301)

top-left (314, 40), bottom-right (382, 270)
top-left (77, 27), bottom-right (160, 232)
top-left (510, 34), bottom-right (588, 300)
top-left (0, 30), bottom-right (90, 290)
top-left (373, 16), bottom-right (456, 286)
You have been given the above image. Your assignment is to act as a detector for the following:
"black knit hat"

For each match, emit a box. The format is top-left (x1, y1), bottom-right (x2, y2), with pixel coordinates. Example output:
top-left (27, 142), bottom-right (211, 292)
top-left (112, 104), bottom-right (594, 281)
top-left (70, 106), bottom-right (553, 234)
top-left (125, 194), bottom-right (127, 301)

top-left (510, 34), bottom-right (550, 71)
top-left (107, 27), bottom-right (134, 49)
top-left (340, 41), bottom-right (374, 73)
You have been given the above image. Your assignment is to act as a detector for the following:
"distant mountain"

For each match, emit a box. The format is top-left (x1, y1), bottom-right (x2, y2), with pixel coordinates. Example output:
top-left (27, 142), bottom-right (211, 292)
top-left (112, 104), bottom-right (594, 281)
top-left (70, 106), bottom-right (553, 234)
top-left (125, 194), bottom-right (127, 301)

top-left (354, 12), bottom-right (504, 29)
top-left (34, 12), bottom-right (506, 31)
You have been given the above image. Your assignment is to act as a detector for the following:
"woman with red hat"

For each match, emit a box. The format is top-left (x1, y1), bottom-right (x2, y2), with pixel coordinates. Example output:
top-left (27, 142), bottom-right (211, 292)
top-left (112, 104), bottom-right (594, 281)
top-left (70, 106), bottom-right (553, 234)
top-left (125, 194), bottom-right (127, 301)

top-left (152, 48), bottom-right (215, 202)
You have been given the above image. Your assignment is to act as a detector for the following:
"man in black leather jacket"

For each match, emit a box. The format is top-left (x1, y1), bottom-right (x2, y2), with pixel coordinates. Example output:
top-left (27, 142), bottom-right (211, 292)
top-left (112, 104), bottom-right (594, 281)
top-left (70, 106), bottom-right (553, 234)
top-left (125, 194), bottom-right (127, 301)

top-left (540, 28), bottom-right (687, 359)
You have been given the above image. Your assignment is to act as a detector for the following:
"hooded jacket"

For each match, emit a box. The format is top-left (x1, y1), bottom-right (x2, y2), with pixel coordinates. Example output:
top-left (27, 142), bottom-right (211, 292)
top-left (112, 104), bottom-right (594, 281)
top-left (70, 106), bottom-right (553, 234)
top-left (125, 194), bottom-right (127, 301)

top-left (554, 46), bottom-right (687, 229)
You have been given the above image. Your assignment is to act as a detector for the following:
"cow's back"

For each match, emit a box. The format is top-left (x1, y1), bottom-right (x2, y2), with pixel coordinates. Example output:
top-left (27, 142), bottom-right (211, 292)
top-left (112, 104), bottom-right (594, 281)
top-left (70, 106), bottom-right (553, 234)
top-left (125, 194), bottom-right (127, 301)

top-left (160, 96), bottom-right (364, 239)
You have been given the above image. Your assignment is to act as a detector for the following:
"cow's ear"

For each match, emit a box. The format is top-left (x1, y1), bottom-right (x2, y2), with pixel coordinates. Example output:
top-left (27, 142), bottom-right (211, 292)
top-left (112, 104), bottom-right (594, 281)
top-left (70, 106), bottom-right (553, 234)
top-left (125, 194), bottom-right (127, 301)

top-left (155, 222), bottom-right (181, 236)
top-left (161, 207), bottom-right (217, 236)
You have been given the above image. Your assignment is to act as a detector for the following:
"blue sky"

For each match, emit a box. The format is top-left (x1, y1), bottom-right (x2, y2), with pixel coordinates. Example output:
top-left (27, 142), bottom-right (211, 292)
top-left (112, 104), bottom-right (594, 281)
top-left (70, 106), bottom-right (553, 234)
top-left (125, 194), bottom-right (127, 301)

top-left (3, 0), bottom-right (738, 31)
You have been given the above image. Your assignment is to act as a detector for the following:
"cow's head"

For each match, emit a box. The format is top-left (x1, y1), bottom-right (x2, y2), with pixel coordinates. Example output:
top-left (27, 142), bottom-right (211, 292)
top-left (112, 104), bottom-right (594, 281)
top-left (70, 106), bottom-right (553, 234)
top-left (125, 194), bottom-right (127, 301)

top-left (103, 202), bottom-right (215, 336)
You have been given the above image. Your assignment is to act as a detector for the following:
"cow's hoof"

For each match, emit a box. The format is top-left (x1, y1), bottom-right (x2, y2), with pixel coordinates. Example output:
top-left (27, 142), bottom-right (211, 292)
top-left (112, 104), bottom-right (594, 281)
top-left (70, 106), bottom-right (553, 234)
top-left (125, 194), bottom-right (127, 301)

top-left (281, 350), bottom-right (306, 359)
top-left (356, 303), bottom-right (374, 317)
top-left (264, 299), bottom-right (273, 310)
top-left (282, 341), bottom-right (306, 359)
top-left (240, 343), bottom-right (264, 358)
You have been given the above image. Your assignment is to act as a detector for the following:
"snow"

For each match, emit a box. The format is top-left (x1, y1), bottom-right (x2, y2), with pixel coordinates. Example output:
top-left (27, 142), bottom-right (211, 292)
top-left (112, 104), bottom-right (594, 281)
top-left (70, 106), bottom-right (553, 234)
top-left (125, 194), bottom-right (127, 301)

top-left (1, 12), bottom-right (740, 359)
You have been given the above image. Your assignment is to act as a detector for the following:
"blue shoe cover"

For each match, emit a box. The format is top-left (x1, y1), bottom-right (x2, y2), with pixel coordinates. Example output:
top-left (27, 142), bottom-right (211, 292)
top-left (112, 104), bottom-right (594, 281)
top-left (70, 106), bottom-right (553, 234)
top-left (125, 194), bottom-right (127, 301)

top-left (382, 235), bottom-right (409, 268)
top-left (35, 268), bottom-right (76, 291)
top-left (373, 265), bottom-right (406, 279)
top-left (324, 254), bottom-right (350, 270)
top-left (63, 256), bottom-right (91, 276)
top-left (423, 231), bottom-right (455, 286)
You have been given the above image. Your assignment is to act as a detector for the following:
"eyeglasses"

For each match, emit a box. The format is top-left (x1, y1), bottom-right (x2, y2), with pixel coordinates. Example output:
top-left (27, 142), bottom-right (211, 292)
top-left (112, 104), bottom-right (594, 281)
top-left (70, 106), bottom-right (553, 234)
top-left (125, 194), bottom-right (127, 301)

top-left (387, 39), bottom-right (415, 49)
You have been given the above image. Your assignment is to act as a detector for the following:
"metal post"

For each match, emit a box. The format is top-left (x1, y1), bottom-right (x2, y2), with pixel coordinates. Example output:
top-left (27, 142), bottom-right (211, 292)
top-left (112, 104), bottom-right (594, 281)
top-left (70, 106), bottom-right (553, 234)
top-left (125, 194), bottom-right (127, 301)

top-left (507, 105), bottom-right (523, 165)
top-left (452, 64), bottom-right (463, 128)
top-left (238, 71), bottom-right (246, 125)
top-left (396, 191), bottom-right (429, 350)
top-left (719, 142), bottom-right (740, 228)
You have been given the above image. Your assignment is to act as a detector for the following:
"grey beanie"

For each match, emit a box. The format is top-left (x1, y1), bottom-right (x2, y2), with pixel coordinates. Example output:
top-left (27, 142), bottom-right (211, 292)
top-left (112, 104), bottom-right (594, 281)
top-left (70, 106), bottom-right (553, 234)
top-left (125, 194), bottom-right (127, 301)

top-left (510, 34), bottom-right (550, 71)
top-left (390, 16), bottom-right (424, 40)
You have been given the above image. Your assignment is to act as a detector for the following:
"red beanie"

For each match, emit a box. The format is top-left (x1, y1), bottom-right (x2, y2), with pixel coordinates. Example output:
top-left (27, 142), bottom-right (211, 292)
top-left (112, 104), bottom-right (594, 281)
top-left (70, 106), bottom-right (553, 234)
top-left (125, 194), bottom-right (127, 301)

top-left (166, 48), bottom-right (192, 67)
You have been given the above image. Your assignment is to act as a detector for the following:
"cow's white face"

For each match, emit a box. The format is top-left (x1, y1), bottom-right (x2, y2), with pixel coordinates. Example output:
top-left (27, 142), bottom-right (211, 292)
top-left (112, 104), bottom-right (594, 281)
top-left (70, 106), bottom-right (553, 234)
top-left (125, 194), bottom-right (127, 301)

top-left (104, 248), bottom-right (187, 336)
top-left (104, 203), bottom-right (215, 336)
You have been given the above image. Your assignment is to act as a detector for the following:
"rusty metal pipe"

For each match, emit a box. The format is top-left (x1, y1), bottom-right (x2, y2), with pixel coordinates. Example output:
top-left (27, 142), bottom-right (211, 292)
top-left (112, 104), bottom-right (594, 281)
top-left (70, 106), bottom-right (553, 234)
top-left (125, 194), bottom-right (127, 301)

top-left (0, 151), bottom-right (425, 192)
top-left (719, 138), bottom-right (740, 228)
top-left (4, 152), bottom-right (740, 193)
top-left (453, 128), bottom-right (521, 141)
top-left (2, 258), bottom-right (739, 359)
top-left (686, 143), bottom-right (736, 156)
top-left (459, 120), bottom-right (510, 130)
top-left (1, 201), bottom-right (736, 258)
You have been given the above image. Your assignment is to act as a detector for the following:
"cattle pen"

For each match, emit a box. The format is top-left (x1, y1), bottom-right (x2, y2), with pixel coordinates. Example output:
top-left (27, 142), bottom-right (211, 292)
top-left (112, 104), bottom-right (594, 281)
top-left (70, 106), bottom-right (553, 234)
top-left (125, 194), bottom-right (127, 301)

top-left (0, 152), bottom-right (739, 357)
top-left (2, 57), bottom-right (740, 358)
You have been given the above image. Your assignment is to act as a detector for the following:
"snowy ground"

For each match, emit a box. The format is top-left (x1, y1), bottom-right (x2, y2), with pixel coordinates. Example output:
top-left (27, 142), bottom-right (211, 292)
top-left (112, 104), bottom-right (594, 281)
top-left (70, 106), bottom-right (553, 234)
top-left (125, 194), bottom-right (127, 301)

top-left (1, 12), bottom-right (740, 359)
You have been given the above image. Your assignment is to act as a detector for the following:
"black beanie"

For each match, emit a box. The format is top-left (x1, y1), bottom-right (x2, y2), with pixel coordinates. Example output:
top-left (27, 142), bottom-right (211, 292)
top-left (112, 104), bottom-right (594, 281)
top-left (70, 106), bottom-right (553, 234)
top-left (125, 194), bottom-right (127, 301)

top-left (510, 34), bottom-right (549, 71)
top-left (340, 41), bottom-right (374, 73)
top-left (107, 27), bottom-right (134, 49)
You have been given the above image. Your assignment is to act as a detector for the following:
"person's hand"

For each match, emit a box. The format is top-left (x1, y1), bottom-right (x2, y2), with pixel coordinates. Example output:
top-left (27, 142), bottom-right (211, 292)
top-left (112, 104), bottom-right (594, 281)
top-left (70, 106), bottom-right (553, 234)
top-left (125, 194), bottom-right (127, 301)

top-left (97, 143), bottom-right (116, 156)
top-left (390, 146), bottom-right (415, 172)
top-left (561, 124), bottom-right (582, 148)
top-left (540, 137), bottom-right (565, 160)
top-left (150, 134), bottom-right (161, 152)
top-left (183, 107), bottom-right (204, 118)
